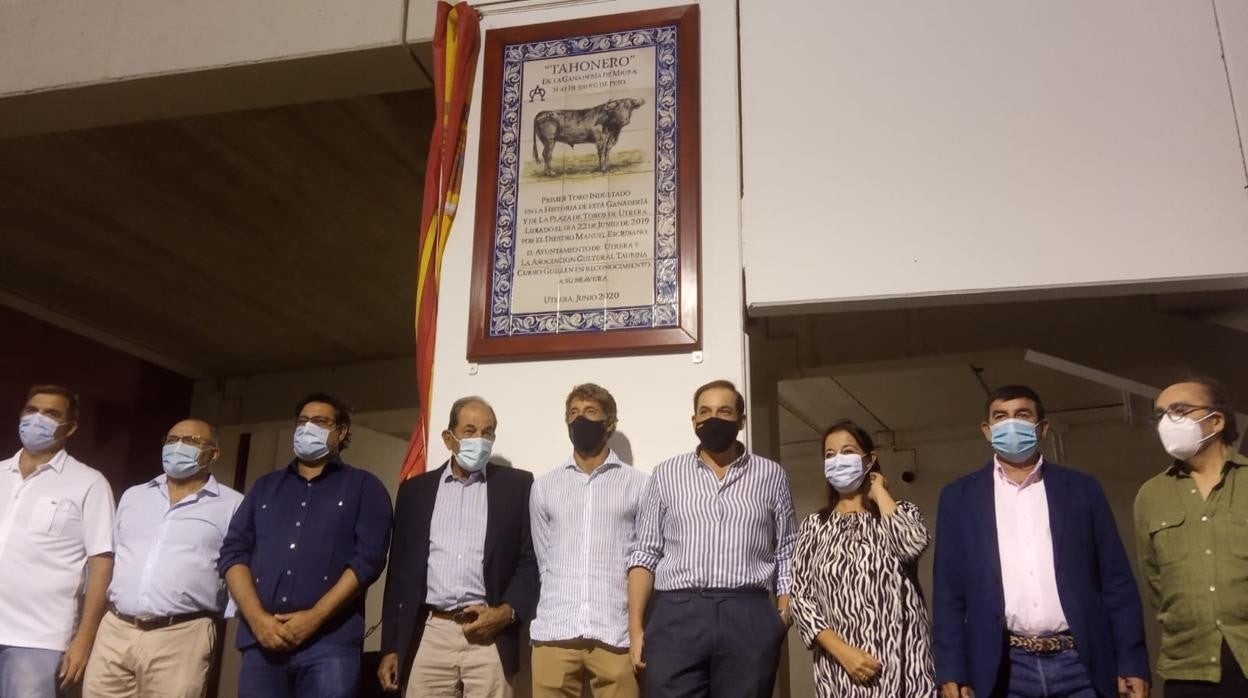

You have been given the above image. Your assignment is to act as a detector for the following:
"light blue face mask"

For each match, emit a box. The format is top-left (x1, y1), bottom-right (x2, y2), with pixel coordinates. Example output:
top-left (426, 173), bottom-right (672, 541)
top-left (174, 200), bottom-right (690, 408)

top-left (293, 423), bottom-right (332, 462)
top-left (162, 442), bottom-right (204, 479)
top-left (824, 453), bottom-right (868, 494)
top-left (990, 418), bottom-right (1040, 463)
top-left (19, 412), bottom-right (61, 452)
top-left (453, 435), bottom-right (493, 472)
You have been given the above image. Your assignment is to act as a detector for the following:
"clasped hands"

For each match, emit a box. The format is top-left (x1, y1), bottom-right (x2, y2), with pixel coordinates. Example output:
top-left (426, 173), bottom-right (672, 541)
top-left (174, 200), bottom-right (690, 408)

top-left (251, 608), bottom-right (326, 652)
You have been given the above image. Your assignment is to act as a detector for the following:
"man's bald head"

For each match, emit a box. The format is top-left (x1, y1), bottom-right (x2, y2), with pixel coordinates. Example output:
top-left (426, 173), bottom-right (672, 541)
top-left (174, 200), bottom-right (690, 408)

top-left (166, 419), bottom-right (218, 447)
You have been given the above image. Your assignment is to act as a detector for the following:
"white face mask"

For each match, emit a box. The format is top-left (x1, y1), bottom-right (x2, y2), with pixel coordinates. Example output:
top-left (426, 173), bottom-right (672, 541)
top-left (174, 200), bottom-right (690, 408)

top-left (453, 436), bottom-right (493, 472)
top-left (1156, 412), bottom-right (1219, 461)
top-left (19, 412), bottom-right (62, 453)
top-left (824, 453), bottom-right (869, 494)
top-left (293, 423), bottom-right (332, 462)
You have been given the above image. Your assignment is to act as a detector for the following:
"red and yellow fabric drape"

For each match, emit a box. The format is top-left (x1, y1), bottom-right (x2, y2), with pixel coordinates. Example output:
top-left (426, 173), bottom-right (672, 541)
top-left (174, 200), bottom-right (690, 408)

top-left (400, 1), bottom-right (481, 481)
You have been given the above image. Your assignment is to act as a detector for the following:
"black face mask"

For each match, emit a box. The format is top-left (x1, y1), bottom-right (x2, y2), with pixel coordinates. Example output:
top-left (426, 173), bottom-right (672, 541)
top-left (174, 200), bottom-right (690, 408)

top-left (568, 416), bottom-right (608, 454)
top-left (695, 417), bottom-right (740, 454)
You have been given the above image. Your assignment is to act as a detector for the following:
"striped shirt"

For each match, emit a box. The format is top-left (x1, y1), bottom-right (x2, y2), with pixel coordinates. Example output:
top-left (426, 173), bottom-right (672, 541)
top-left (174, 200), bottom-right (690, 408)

top-left (530, 451), bottom-right (648, 648)
top-left (425, 467), bottom-right (488, 610)
top-left (628, 445), bottom-right (797, 595)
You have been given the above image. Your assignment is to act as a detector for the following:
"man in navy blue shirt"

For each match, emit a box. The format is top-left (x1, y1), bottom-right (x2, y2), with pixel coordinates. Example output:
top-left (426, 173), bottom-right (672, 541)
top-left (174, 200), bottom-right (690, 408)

top-left (220, 392), bottom-right (393, 698)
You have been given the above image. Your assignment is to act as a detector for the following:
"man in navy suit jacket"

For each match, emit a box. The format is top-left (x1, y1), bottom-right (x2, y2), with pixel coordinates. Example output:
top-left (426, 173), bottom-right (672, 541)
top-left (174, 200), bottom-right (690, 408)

top-left (377, 396), bottom-right (538, 696)
top-left (933, 385), bottom-right (1150, 698)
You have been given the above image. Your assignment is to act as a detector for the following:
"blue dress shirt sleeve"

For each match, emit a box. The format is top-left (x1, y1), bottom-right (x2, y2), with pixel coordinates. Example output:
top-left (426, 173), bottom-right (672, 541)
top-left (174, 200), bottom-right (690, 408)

top-left (347, 473), bottom-right (393, 587)
top-left (628, 469), bottom-right (666, 572)
top-left (219, 488), bottom-right (257, 576)
top-left (772, 471), bottom-right (797, 595)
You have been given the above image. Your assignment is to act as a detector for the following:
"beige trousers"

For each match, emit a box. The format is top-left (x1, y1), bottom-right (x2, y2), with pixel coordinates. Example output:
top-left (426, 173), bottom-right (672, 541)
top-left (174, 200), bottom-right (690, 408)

top-left (83, 611), bottom-right (215, 698)
top-left (531, 642), bottom-right (638, 698)
top-left (406, 615), bottom-right (511, 698)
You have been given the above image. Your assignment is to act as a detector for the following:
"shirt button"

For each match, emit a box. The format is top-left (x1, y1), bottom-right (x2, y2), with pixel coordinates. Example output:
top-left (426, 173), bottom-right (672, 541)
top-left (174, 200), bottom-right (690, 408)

top-left (301, 502), bottom-right (306, 507)
top-left (282, 596), bottom-right (287, 602)
top-left (290, 543), bottom-right (296, 549)
top-left (1206, 549), bottom-right (1213, 555)
top-left (296, 522), bottom-right (302, 527)
top-left (287, 570), bottom-right (292, 575)
top-left (1201, 516), bottom-right (1208, 522)
top-left (1211, 657), bottom-right (1217, 663)
top-left (323, 576), bottom-right (329, 581)
top-left (1190, 489), bottom-right (1196, 494)
top-left (1210, 585), bottom-right (1216, 592)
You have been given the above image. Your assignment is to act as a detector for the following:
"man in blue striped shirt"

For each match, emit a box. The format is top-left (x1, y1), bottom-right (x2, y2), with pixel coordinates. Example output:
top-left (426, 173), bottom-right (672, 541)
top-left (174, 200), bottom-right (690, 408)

top-left (627, 379), bottom-right (797, 698)
top-left (530, 384), bottom-right (648, 698)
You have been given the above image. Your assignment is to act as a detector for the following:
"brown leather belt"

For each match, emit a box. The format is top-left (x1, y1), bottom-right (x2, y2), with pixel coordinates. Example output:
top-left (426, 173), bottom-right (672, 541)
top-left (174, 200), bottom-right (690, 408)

top-left (1009, 633), bottom-right (1076, 654)
top-left (109, 605), bottom-right (216, 632)
top-left (428, 608), bottom-right (473, 623)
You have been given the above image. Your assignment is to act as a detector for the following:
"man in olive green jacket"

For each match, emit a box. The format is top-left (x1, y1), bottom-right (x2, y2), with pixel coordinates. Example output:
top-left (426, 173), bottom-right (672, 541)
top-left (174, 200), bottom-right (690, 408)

top-left (1134, 377), bottom-right (1248, 698)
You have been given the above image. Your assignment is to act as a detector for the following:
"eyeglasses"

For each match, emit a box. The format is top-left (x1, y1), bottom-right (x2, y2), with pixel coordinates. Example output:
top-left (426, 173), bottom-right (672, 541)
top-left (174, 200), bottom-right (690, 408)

top-left (296, 416), bottom-right (337, 428)
top-left (163, 434), bottom-right (215, 447)
top-left (1151, 403), bottom-right (1214, 424)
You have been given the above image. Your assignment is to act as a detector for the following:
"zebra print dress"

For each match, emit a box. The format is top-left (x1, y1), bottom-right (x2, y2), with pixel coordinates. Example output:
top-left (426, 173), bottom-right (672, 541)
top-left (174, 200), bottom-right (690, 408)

top-left (790, 502), bottom-right (937, 698)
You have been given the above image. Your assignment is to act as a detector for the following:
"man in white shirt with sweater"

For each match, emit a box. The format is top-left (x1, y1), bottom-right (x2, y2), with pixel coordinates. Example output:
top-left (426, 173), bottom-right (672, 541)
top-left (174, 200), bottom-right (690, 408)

top-left (0, 385), bottom-right (115, 698)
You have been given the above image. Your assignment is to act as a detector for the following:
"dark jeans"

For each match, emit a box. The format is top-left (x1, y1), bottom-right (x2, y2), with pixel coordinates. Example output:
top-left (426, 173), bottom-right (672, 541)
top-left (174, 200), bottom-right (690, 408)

top-left (238, 642), bottom-right (360, 698)
top-left (1006, 647), bottom-right (1098, 698)
top-left (1165, 642), bottom-right (1248, 698)
top-left (643, 589), bottom-right (786, 698)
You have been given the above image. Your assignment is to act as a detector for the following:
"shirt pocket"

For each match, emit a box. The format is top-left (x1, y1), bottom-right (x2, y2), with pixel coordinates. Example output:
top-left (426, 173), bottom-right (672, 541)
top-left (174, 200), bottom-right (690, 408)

top-left (1229, 511), bottom-right (1248, 559)
top-left (1148, 512), bottom-right (1189, 566)
top-left (26, 496), bottom-right (80, 537)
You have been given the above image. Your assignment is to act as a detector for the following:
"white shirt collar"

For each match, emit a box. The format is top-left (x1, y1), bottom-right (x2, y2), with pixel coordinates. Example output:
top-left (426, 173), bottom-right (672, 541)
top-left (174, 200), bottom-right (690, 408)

top-left (147, 472), bottom-right (221, 497)
top-left (561, 448), bottom-right (626, 475)
top-left (994, 454), bottom-right (1046, 489)
top-left (5, 448), bottom-right (69, 473)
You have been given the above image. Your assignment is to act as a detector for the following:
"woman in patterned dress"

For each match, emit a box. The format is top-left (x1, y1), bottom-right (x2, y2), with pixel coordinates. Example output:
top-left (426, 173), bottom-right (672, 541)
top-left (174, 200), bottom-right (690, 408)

top-left (791, 419), bottom-right (936, 697)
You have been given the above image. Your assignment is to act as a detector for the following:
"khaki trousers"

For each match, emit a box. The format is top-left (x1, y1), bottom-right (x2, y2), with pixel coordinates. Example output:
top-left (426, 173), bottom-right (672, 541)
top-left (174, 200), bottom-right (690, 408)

top-left (406, 615), bottom-right (511, 698)
top-left (83, 611), bottom-right (215, 698)
top-left (531, 641), bottom-right (638, 698)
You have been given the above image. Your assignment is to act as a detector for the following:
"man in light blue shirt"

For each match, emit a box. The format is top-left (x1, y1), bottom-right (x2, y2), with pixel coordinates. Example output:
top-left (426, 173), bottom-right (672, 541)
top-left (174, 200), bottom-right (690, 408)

top-left (530, 383), bottom-right (648, 698)
top-left (84, 418), bottom-right (243, 697)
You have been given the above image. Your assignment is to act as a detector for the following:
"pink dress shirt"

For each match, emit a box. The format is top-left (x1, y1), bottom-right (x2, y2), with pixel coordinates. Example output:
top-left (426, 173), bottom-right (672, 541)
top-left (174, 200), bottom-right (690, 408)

top-left (993, 456), bottom-right (1070, 636)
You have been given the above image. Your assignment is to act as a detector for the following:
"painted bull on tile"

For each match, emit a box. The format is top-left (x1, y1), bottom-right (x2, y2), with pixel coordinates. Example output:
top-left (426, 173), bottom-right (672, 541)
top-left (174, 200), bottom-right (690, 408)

top-left (532, 98), bottom-right (646, 176)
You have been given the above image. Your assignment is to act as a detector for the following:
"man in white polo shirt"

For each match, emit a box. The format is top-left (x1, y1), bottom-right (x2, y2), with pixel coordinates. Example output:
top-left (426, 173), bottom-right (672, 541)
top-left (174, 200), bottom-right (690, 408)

top-left (0, 385), bottom-right (115, 698)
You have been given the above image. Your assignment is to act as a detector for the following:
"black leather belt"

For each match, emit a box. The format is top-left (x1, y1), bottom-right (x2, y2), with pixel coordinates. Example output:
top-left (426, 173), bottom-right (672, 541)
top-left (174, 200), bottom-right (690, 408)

top-left (109, 605), bottom-right (216, 632)
top-left (663, 587), bottom-right (769, 598)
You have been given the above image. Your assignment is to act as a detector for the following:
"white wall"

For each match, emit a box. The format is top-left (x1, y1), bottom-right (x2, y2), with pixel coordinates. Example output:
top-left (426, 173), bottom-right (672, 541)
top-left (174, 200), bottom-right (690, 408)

top-left (779, 412), bottom-right (1171, 697)
top-left (0, 0), bottom-right (429, 97)
top-left (739, 0), bottom-right (1248, 313)
top-left (425, 0), bottom-right (748, 476)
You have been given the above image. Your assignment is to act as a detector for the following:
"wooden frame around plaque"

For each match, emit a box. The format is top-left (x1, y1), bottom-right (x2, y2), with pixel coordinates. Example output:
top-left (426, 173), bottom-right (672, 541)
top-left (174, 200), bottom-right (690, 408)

top-left (467, 5), bottom-right (701, 361)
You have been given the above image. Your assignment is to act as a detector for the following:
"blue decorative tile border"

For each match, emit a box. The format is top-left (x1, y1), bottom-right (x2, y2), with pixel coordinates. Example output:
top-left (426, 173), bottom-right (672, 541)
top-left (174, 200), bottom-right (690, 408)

top-left (488, 24), bottom-right (680, 337)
